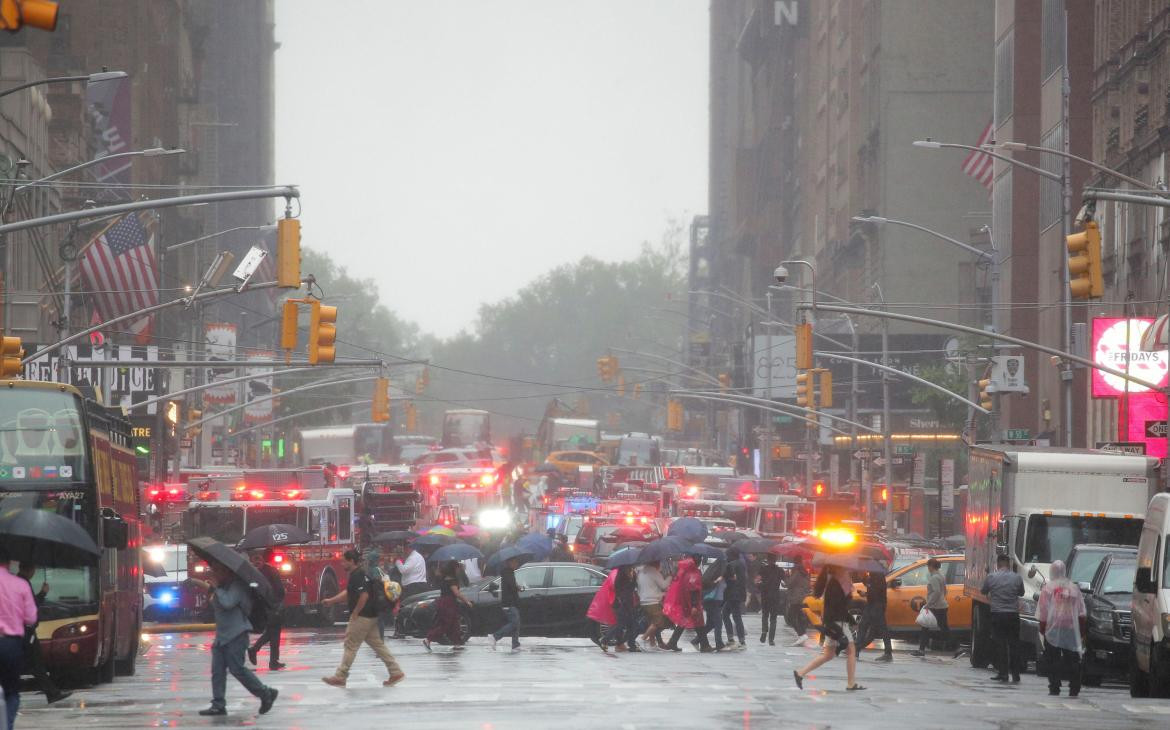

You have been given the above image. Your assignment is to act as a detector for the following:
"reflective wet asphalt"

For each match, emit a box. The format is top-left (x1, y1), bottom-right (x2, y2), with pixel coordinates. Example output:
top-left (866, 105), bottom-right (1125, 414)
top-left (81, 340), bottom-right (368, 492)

top-left (16, 614), bottom-right (1170, 729)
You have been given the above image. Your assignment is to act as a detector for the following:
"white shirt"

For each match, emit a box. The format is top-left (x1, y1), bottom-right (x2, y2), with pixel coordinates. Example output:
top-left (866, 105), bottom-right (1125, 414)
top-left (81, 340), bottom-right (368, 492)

top-left (462, 558), bottom-right (482, 583)
top-left (397, 550), bottom-right (427, 586)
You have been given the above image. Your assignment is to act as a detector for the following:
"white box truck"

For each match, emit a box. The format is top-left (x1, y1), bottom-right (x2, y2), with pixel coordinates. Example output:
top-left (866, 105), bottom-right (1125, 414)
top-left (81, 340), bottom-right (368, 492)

top-left (964, 445), bottom-right (1156, 669)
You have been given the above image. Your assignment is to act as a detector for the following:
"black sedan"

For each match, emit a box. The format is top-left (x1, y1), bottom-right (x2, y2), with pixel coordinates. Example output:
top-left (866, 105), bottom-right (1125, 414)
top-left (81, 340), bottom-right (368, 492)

top-left (395, 561), bottom-right (609, 642)
top-left (1082, 553), bottom-right (1137, 685)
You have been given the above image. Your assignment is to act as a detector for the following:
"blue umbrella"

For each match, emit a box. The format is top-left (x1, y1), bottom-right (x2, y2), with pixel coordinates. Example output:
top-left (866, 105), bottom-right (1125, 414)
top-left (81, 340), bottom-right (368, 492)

top-left (667, 517), bottom-right (708, 544)
top-left (606, 545), bottom-right (642, 569)
top-left (636, 536), bottom-right (690, 565)
top-left (685, 542), bottom-right (725, 560)
top-left (427, 542), bottom-right (484, 563)
top-left (516, 532), bottom-right (553, 560)
top-left (484, 545), bottom-right (534, 575)
top-left (413, 532), bottom-right (457, 548)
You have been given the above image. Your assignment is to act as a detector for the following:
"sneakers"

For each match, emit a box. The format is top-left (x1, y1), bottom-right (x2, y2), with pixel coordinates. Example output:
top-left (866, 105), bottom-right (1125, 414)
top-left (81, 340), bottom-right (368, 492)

top-left (874, 653), bottom-right (893, 663)
top-left (269, 661), bottom-right (286, 670)
top-left (322, 676), bottom-right (346, 688)
top-left (790, 634), bottom-right (807, 646)
top-left (768, 640), bottom-right (775, 646)
top-left (910, 650), bottom-right (926, 657)
top-left (46, 691), bottom-right (73, 704)
top-left (793, 670), bottom-right (803, 690)
top-left (247, 646), bottom-right (258, 666)
top-left (725, 639), bottom-right (739, 649)
top-left (384, 673), bottom-right (406, 687)
top-left (198, 707), bottom-right (227, 716)
top-left (259, 688), bottom-right (278, 715)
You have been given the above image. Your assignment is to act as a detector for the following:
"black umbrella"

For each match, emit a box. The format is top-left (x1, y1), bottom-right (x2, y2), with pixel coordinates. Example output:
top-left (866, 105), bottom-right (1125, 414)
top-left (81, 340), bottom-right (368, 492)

top-left (667, 516), bottom-right (708, 544)
top-left (427, 542), bottom-right (484, 563)
top-left (412, 532), bottom-right (458, 548)
top-left (736, 537), bottom-right (779, 554)
top-left (811, 551), bottom-right (887, 574)
top-left (606, 545), bottom-right (642, 569)
top-left (484, 545), bottom-right (534, 575)
top-left (236, 523), bottom-right (313, 551)
top-left (186, 536), bottom-right (276, 606)
top-left (0, 508), bottom-right (101, 567)
top-left (636, 536), bottom-right (690, 565)
top-left (373, 530), bottom-right (419, 544)
top-left (685, 542), bottom-right (725, 560)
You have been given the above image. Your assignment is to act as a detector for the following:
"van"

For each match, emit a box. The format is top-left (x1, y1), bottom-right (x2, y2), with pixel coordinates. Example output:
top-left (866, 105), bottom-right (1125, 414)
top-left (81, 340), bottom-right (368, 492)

top-left (1131, 492), bottom-right (1170, 697)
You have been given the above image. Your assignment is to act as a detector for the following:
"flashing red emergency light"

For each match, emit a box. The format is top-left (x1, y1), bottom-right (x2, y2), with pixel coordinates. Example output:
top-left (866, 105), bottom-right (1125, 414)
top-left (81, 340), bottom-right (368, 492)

top-left (739, 491), bottom-right (756, 501)
top-left (336, 466), bottom-right (350, 479)
top-left (429, 475), bottom-right (440, 486)
top-left (684, 485), bottom-right (700, 498)
top-left (283, 489), bottom-right (303, 499)
top-left (480, 473), bottom-right (495, 486)
top-left (249, 490), bottom-right (266, 500)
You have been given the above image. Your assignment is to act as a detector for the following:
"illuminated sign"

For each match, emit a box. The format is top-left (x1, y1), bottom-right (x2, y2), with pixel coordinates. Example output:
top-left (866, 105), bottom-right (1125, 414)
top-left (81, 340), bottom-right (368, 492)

top-left (1092, 318), bottom-right (1168, 397)
top-left (132, 427), bottom-right (152, 438)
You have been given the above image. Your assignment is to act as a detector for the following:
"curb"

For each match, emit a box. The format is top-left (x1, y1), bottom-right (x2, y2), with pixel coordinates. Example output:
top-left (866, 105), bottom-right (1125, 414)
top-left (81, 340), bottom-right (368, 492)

top-left (143, 622), bottom-right (215, 634)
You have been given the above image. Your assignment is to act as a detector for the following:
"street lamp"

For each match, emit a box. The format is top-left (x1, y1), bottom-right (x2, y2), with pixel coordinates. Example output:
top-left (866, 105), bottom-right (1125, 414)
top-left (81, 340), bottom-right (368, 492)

top-left (912, 138), bottom-right (1059, 181)
top-left (992, 140), bottom-right (1164, 194)
top-left (870, 282), bottom-right (894, 533)
top-left (13, 147), bottom-right (185, 194)
top-left (0, 70), bottom-right (127, 100)
top-left (852, 215), bottom-right (1000, 336)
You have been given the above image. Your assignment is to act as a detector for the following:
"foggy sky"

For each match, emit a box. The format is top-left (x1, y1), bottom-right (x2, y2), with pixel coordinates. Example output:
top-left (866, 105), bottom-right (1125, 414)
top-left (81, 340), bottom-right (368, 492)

top-left (273, 1), bottom-right (708, 339)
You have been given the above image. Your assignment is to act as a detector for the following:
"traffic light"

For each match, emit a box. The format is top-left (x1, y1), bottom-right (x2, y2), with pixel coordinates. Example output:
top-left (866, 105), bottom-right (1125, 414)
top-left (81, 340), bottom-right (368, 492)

top-left (276, 217), bottom-right (301, 288)
top-left (1067, 221), bottom-right (1103, 300)
top-left (605, 356), bottom-right (619, 381)
top-left (718, 373), bottom-right (731, 392)
top-left (372, 377), bottom-right (390, 423)
top-left (632, 383), bottom-right (642, 400)
top-left (667, 399), bottom-right (684, 431)
top-left (812, 480), bottom-right (826, 498)
top-left (165, 400), bottom-right (181, 436)
top-left (0, 1), bottom-right (58, 32)
top-left (817, 369), bottom-right (833, 409)
top-left (978, 376), bottom-right (994, 411)
top-left (795, 370), bottom-right (813, 408)
top-left (597, 357), bottom-right (609, 381)
top-left (405, 402), bottom-right (418, 432)
top-left (308, 299), bottom-right (338, 364)
top-left (280, 299), bottom-right (299, 352)
top-left (880, 486), bottom-right (889, 502)
top-left (0, 334), bottom-right (23, 378)
top-left (795, 322), bottom-right (813, 370)
top-left (415, 376), bottom-right (425, 394)
top-left (186, 409), bottom-right (203, 436)
top-left (617, 375), bottom-right (626, 397)
top-left (770, 444), bottom-right (792, 459)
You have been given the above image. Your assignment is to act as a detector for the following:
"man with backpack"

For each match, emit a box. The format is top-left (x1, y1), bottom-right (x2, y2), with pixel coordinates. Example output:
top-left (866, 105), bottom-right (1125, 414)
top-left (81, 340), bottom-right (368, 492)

top-left (247, 550), bottom-right (286, 670)
top-left (196, 562), bottom-right (278, 717)
top-left (321, 549), bottom-right (405, 688)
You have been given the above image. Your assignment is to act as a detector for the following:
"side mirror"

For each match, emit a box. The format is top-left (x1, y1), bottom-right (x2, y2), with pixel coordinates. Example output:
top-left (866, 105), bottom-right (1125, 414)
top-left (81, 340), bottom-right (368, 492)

top-left (889, 578), bottom-right (903, 589)
top-left (102, 511), bottom-right (129, 550)
top-left (995, 518), bottom-right (1009, 551)
top-left (1077, 581), bottom-right (1091, 592)
top-left (1136, 566), bottom-right (1156, 594)
top-left (1027, 564), bottom-right (1038, 579)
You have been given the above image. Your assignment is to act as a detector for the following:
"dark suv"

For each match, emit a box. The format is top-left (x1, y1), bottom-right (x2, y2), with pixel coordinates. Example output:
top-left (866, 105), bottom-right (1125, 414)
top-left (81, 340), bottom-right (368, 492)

top-left (1065, 544), bottom-right (1137, 593)
top-left (1082, 552), bottom-right (1137, 685)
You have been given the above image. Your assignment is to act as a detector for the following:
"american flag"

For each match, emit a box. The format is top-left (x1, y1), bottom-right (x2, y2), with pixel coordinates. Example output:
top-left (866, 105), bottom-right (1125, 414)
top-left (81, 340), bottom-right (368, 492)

top-left (79, 212), bottom-right (159, 343)
top-left (962, 120), bottom-right (996, 191)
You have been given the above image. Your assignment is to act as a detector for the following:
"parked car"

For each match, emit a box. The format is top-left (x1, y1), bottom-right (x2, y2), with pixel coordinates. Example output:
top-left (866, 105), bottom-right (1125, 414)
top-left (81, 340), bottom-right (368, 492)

top-left (1082, 552), bottom-right (1136, 686)
top-left (1131, 493), bottom-right (1170, 697)
top-left (395, 562), bottom-right (608, 642)
top-left (1066, 543), bottom-right (1137, 592)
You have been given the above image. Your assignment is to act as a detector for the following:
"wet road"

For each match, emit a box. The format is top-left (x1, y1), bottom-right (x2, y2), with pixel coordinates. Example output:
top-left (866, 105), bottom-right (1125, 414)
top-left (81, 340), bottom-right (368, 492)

top-left (16, 615), bottom-right (1170, 729)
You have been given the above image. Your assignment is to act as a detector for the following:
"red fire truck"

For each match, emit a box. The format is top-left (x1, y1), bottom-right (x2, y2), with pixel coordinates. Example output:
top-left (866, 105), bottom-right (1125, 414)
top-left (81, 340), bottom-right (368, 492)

top-left (419, 465), bottom-right (505, 524)
top-left (182, 479), bottom-right (356, 626)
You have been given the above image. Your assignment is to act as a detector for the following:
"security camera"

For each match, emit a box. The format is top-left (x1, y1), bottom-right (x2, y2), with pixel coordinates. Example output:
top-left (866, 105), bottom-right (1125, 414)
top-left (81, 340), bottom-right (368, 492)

top-left (774, 265), bottom-right (789, 284)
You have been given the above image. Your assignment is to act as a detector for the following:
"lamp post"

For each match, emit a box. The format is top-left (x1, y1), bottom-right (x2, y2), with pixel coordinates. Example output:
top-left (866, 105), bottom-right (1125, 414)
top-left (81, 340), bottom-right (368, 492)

top-left (869, 282), bottom-right (894, 533)
top-left (0, 70), bottom-right (127, 100)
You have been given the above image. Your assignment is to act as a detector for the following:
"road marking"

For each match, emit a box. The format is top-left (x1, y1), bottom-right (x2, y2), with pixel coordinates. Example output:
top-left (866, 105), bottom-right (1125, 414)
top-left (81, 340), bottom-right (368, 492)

top-left (1123, 703), bottom-right (1170, 714)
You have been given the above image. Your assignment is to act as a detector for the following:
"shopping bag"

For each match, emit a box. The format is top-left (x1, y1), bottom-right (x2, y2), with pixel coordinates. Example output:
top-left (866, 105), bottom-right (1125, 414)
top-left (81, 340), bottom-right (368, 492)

top-left (916, 606), bottom-right (938, 630)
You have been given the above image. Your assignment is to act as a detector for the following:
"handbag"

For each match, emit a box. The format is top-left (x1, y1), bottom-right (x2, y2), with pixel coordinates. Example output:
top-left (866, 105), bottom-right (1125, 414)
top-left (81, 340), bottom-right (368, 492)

top-left (915, 606), bottom-right (938, 630)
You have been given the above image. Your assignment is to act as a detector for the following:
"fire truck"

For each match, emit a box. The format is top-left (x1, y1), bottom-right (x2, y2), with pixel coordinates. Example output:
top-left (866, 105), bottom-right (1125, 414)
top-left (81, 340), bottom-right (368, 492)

top-left (673, 493), bottom-right (816, 539)
top-left (418, 464), bottom-right (505, 524)
top-left (354, 474), bottom-right (420, 542)
top-left (182, 476), bottom-right (356, 626)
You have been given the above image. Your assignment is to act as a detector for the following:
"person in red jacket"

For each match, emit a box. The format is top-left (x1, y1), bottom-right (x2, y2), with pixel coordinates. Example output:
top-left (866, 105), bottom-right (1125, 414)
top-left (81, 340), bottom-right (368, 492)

top-left (662, 558), bottom-right (704, 652)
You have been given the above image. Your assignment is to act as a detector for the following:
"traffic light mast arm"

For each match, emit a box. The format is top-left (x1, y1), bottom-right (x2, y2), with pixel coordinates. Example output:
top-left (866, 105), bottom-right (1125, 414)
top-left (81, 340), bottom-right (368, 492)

top-left (182, 374), bottom-right (381, 431)
top-left (225, 399), bottom-right (374, 441)
top-left (670, 391), bottom-right (857, 437)
top-left (670, 388), bottom-right (879, 434)
top-left (814, 350), bottom-right (990, 414)
top-left (799, 302), bottom-right (1164, 393)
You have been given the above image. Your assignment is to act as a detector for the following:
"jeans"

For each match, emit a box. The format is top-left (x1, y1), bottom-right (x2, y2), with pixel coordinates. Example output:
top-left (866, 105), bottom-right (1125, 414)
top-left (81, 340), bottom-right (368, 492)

top-left (722, 599), bottom-right (745, 643)
top-left (990, 612), bottom-right (1023, 679)
top-left (250, 613), bottom-right (282, 665)
top-left (493, 606), bottom-right (521, 648)
top-left (760, 598), bottom-right (781, 643)
top-left (701, 599), bottom-right (725, 648)
top-left (333, 615), bottom-right (403, 679)
top-left (1, 636), bottom-right (23, 730)
top-left (211, 632), bottom-right (270, 711)
top-left (1044, 644), bottom-right (1082, 694)
top-left (604, 605), bottom-right (639, 649)
top-left (919, 607), bottom-right (950, 650)
top-left (859, 602), bottom-right (892, 655)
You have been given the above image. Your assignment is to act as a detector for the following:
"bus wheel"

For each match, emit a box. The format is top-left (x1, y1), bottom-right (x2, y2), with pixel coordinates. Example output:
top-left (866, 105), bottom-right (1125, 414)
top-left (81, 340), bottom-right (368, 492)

top-left (316, 572), bottom-right (341, 627)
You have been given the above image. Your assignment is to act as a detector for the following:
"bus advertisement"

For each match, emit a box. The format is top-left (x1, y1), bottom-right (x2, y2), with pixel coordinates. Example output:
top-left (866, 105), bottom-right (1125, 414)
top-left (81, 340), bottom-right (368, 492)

top-left (0, 381), bottom-right (143, 684)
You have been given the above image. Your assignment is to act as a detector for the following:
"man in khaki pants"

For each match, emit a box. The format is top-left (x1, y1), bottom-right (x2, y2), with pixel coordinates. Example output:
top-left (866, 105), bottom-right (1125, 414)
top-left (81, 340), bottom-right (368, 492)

top-left (321, 549), bottom-right (406, 688)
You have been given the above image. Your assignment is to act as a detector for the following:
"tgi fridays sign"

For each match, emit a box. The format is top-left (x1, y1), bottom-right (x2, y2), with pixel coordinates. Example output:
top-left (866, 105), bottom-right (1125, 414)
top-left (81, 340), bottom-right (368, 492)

top-left (21, 344), bottom-right (163, 414)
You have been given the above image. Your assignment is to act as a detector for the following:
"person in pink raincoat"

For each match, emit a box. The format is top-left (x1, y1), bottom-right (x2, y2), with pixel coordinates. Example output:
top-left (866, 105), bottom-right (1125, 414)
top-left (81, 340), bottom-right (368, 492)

top-left (587, 568), bottom-right (619, 643)
top-left (661, 558), bottom-right (704, 651)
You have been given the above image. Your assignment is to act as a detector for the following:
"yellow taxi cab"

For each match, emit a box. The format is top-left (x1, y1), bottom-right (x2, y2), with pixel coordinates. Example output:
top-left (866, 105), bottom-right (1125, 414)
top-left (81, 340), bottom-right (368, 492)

top-left (544, 451), bottom-right (609, 478)
top-left (801, 554), bottom-right (971, 639)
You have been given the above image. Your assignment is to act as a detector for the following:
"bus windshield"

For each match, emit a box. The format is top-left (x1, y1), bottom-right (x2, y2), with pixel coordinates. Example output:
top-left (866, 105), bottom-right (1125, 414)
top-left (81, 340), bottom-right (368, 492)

top-left (1023, 515), bottom-right (1143, 564)
top-left (0, 388), bottom-right (87, 483)
top-left (0, 488), bottom-right (99, 619)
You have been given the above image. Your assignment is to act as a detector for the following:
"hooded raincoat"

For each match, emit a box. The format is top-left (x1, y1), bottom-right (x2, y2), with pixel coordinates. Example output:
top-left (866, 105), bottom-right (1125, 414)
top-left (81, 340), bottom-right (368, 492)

top-left (663, 559), bottom-right (704, 628)
top-left (1036, 560), bottom-right (1086, 652)
top-left (587, 569), bottom-right (618, 626)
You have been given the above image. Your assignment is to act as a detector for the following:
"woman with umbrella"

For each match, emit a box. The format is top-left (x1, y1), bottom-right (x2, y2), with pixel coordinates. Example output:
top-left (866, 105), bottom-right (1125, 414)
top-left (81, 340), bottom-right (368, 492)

top-left (661, 557), bottom-right (704, 652)
top-left (599, 565), bottom-right (641, 653)
top-left (424, 552), bottom-right (476, 651)
top-left (793, 559), bottom-right (865, 692)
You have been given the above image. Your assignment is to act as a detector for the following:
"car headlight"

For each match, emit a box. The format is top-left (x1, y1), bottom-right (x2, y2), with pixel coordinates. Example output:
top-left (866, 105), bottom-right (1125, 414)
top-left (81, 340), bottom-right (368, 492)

top-left (478, 509), bottom-right (511, 530)
top-left (1090, 608), bottom-right (1113, 626)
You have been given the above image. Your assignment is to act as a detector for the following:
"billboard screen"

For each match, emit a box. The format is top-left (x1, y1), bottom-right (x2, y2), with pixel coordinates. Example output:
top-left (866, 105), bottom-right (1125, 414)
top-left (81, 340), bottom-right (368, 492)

top-left (1092, 318), bottom-right (1168, 397)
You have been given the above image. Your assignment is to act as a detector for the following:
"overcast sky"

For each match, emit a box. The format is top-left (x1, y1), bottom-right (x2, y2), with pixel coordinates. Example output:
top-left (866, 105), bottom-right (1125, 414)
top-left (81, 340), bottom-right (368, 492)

top-left (273, 1), bottom-right (708, 339)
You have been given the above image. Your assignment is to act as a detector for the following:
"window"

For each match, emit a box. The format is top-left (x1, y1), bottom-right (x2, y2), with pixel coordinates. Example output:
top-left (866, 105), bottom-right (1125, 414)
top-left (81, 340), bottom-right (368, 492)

top-left (515, 566), bottom-right (545, 589)
top-left (549, 566), bottom-right (597, 588)
top-left (1041, 0), bottom-right (1065, 79)
top-left (327, 508), bottom-right (338, 543)
top-left (1023, 515), bottom-right (1143, 564)
top-left (1039, 124), bottom-right (1063, 230)
top-left (994, 33), bottom-right (1014, 126)
top-left (338, 498), bottom-right (352, 542)
top-left (1163, 540), bottom-right (1170, 589)
top-left (897, 565), bottom-right (931, 587)
top-left (1013, 516), bottom-right (1026, 560)
top-left (1101, 562), bottom-right (1136, 594)
top-left (947, 560), bottom-right (966, 586)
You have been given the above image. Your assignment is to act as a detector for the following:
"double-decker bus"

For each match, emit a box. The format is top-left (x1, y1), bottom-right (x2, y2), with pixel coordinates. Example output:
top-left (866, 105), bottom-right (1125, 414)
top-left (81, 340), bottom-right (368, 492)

top-left (182, 478), bottom-right (355, 626)
top-left (0, 381), bottom-right (142, 683)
